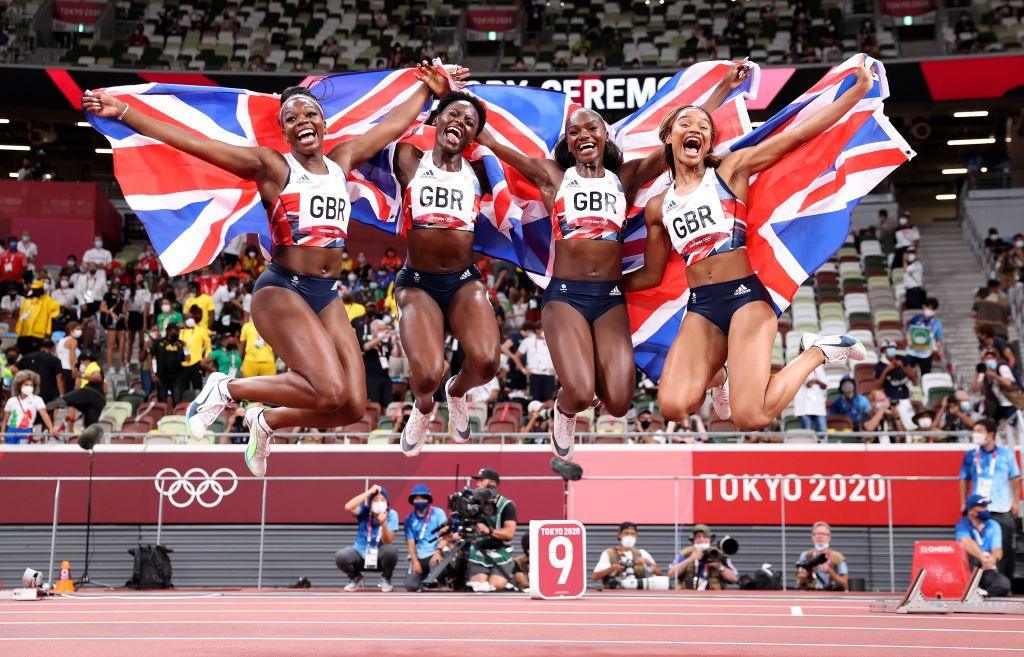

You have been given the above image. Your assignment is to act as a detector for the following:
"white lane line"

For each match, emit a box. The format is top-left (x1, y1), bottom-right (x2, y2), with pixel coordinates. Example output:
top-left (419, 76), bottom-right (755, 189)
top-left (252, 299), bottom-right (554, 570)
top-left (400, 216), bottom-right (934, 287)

top-left (45, 592), bottom-right (869, 602)
top-left (1, 619), bottom-right (1021, 634)
top-left (0, 636), bottom-right (1019, 651)
top-left (2, 598), bottom-right (874, 609)
top-left (1, 608), bottom-right (1019, 622)
top-left (791, 606), bottom-right (804, 616)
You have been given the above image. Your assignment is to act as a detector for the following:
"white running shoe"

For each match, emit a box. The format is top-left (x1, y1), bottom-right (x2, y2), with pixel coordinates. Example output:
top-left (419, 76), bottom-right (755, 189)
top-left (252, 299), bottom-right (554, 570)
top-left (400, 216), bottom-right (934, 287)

top-left (379, 578), bottom-right (394, 593)
top-left (445, 378), bottom-right (471, 444)
top-left (551, 405), bottom-right (576, 461)
top-left (243, 406), bottom-right (273, 478)
top-left (186, 372), bottom-right (232, 440)
top-left (711, 371), bottom-right (731, 420)
top-left (401, 406), bottom-right (430, 458)
top-left (344, 576), bottom-right (364, 592)
top-left (801, 333), bottom-right (867, 364)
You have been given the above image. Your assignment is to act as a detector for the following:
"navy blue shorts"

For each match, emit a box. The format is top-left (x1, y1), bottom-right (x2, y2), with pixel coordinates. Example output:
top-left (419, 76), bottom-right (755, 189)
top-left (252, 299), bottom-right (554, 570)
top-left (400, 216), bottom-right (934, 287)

top-left (394, 264), bottom-right (482, 311)
top-left (252, 262), bottom-right (341, 315)
top-left (687, 274), bottom-right (771, 335)
top-left (541, 277), bottom-right (625, 325)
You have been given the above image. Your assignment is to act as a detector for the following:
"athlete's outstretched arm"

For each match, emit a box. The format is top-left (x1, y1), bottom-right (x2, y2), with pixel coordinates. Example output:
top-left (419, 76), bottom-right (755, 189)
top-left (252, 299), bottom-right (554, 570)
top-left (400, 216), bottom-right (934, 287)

top-left (475, 127), bottom-right (562, 200)
top-left (82, 90), bottom-right (284, 183)
top-left (723, 58), bottom-right (873, 177)
top-left (330, 63), bottom-right (466, 172)
top-left (622, 195), bottom-right (671, 292)
top-left (619, 60), bottom-right (749, 200)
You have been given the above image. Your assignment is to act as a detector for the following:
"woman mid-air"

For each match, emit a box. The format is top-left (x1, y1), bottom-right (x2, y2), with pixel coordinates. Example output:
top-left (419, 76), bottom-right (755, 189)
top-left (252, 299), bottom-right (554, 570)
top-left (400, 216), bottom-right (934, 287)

top-left (475, 63), bottom-right (749, 459)
top-left (83, 64), bottom-right (460, 475)
top-left (624, 60), bottom-right (874, 430)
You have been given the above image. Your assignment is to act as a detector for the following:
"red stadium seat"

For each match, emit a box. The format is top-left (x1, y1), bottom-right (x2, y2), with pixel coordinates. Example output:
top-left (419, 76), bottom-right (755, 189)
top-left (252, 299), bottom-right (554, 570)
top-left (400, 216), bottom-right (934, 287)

top-left (490, 402), bottom-right (524, 428)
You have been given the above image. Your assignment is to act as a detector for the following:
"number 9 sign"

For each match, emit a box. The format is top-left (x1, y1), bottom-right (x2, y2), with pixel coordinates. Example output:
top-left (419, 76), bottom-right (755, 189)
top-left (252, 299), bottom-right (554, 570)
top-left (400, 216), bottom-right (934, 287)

top-left (529, 520), bottom-right (586, 600)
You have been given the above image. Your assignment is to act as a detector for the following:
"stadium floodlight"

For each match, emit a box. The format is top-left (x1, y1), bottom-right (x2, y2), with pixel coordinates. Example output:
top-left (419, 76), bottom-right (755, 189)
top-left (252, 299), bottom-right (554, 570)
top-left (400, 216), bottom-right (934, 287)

top-left (0, 118), bottom-right (9, 124)
top-left (0, 144), bottom-right (30, 151)
top-left (94, 148), bottom-right (113, 154)
top-left (946, 137), bottom-right (995, 146)
top-left (953, 111), bottom-right (988, 118)
top-left (935, 194), bottom-right (957, 201)
top-left (7, 172), bottom-right (17, 178)
top-left (941, 168), bottom-right (968, 175)
top-left (76, 121), bottom-right (91, 127)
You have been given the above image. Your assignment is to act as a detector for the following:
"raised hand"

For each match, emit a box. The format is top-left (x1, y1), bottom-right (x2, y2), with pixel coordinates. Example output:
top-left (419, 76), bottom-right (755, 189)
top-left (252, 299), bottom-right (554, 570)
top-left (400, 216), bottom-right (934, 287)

top-left (82, 90), bottom-right (126, 119)
top-left (724, 58), bottom-right (750, 90)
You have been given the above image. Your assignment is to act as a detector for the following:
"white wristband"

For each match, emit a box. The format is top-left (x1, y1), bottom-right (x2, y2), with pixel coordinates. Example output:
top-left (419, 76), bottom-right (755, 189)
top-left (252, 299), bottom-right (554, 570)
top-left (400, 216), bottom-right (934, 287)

top-left (116, 104), bottom-right (130, 121)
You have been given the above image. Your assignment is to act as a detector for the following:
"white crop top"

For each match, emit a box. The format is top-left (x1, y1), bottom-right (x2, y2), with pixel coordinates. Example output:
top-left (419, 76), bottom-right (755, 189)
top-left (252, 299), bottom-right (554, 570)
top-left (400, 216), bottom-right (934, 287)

top-left (404, 152), bottom-right (482, 232)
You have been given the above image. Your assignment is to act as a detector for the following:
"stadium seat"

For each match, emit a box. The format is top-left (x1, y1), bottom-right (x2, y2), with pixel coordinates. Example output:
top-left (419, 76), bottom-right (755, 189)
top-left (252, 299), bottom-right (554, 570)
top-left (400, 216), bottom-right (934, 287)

top-left (156, 415), bottom-right (188, 438)
top-left (783, 429), bottom-right (817, 443)
top-left (490, 402), bottom-right (523, 428)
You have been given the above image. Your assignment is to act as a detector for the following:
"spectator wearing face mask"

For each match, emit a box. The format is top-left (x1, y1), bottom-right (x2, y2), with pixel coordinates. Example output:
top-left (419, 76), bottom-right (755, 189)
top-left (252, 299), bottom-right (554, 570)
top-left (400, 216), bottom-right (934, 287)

top-left (183, 280), bottom-right (215, 329)
top-left (380, 247), bottom-right (403, 272)
top-left (669, 524), bottom-right (738, 590)
top-left (14, 340), bottom-right (65, 402)
top-left (239, 247), bottom-right (263, 274)
top-left (339, 249), bottom-right (354, 273)
top-left (353, 316), bottom-right (394, 407)
top-left (137, 245), bottom-right (161, 273)
top-left (205, 337), bottom-right (243, 379)
top-left (975, 324), bottom-right (1017, 376)
top-left (829, 375), bottom-right (872, 430)
top-left (74, 263), bottom-right (107, 318)
top-left (863, 389), bottom-right (905, 442)
top-left (960, 419), bottom-right (1021, 582)
top-left (892, 212), bottom-right (919, 268)
top-left (956, 494), bottom-right (1011, 597)
top-left (3, 370), bottom-right (53, 443)
top-left (795, 521), bottom-right (848, 591)
top-left (336, 484), bottom-right (400, 592)
top-left (51, 275), bottom-right (76, 308)
top-left (793, 365), bottom-right (828, 434)
top-left (55, 322), bottom-right (81, 392)
top-left (403, 484), bottom-right (448, 592)
top-left (594, 521), bottom-right (663, 589)
top-left (153, 324), bottom-right (188, 406)
top-left (239, 319), bottom-right (276, 378)
top-left (972, 348), bottom-right (1019, 424)
top-left (16, 231), bottom-right (37, 263)
top-left (81, 235), bottom-right (112, 268)
top-left (905, 298), bottom-right (943, 375)
top-left (936, 390), bottom-right (978, 433)
top-left (0, 237), bottom-right (28, 283)
top-left (180, 306), bottom-right (211, 390)
top-left (873, 338), bottom-right (917, 427)
top-left (902, 248), bottom-right (925, 310)
top-left (155, 296), bottom-right (184, 336)
top-left (138, 327), bottom-right (162, 399)
top-left (49, 352), bottom-right (106, 427)
top-left (15, 280), bottom-right (60, 355)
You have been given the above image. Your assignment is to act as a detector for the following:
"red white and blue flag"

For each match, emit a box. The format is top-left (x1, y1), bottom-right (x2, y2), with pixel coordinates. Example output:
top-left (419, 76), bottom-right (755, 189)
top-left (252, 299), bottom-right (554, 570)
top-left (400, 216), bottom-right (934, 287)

top-left (626, 55), bottom-right (914, 380)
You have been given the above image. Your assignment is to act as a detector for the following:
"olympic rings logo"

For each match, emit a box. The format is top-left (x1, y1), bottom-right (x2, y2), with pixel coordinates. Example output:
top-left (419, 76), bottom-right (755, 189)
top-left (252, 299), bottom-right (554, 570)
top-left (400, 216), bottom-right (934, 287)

top-left (153, 467), bottom-right (238, 509)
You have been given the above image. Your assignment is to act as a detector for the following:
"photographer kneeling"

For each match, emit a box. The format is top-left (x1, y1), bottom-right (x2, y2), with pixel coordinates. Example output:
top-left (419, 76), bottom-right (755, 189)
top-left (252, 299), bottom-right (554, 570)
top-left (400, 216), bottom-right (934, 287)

top-left (593, 522), bottom-right (664, 589)
top-left (335, 484), bottom-right (399, 592)
top-left (466, 468), bottom-right (518, 592)
top-left (669, 524), bottom-right (739, 590)
top-left (795, 521), bottom-right (849, 591)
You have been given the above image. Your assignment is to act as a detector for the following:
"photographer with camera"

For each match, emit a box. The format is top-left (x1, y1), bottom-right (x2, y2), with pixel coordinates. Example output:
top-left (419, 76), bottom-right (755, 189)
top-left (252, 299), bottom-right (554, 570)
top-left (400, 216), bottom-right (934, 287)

top-left (465, 468), bottom-right (518, 591)
top-left (335, 484), bottom-right (400, 592)
top-left (795, 521), bottom-right (849, 591)
top-left (668, 525), bottom-right (739, 590)
top-left (872, 338), bottom-right (917, 431)
top-left (593, 522), bottom-right (664, 589)
top-left (403, 484), bottom-right (448, 592)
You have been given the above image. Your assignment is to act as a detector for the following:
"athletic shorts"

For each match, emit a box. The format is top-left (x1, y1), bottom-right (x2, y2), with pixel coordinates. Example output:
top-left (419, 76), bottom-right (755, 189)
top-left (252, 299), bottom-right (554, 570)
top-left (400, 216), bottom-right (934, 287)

top-left (541, 277), bottom-right (625, 324)
top-left (394, 264), bottom-right (482, 312)
top-left (252, 262), bottom-right (341, 315)
top-left (241, 360), bottom-right (276, 378)
top-left (687, 274), bottom-right (772, 336)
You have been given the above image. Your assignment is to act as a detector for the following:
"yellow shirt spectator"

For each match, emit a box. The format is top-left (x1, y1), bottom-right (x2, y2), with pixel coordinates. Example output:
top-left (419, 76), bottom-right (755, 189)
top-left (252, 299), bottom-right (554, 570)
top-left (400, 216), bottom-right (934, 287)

top-left (16, 292), bottom-right (60, 340)
top-left (183, 293), bottom-right (215, 328)
top-left (345, 300), bottom-right (366, 321)
top-left (240, 321), bottom-right (275, 377)
top-left (79, 361), bottom-right (102, 389)
top-left (180, 324), bottom-right (212, 366)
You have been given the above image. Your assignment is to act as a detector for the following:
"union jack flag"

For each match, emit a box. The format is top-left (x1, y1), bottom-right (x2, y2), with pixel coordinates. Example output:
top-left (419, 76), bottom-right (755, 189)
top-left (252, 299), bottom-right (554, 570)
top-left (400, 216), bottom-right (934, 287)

top-left (87, 69), bottom-right (432, 276)
top-left (626, 55), bottom-right (914, 381)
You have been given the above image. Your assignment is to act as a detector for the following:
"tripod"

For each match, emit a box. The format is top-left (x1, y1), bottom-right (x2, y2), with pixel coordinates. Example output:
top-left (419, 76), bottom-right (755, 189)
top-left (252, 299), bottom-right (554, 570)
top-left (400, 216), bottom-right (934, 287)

top-left (422, 536), bottom-right (518, 591)
top-left (75, 448), bottom-right (113, 589)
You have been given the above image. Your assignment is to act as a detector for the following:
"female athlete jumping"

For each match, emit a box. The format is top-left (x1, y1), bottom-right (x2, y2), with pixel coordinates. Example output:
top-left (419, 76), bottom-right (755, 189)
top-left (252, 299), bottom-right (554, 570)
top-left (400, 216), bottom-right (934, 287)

top-left (475, 63), bottom-right (748, 459)
top-left (624, 60), bottom-right (874, 430)
top-left (83, 64), bottom-right (460, 475)
top-left (391, 91), bottom-right (499, 456)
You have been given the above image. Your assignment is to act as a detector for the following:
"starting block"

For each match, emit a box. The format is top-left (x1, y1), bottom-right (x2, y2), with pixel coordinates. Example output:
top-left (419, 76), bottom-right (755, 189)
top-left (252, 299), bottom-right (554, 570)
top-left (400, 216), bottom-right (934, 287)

top-left (871, 568), bottom-right (1024, 615)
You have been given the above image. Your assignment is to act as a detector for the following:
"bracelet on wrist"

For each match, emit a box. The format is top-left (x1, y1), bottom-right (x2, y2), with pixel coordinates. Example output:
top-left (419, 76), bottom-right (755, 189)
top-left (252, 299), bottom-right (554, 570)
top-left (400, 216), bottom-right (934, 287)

top-left (116, 104), bottom-right (130, 121)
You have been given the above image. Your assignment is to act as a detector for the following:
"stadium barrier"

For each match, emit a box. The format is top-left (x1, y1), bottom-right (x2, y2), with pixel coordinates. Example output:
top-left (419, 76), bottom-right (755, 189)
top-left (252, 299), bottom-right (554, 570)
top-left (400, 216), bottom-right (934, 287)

top-left (0, 471), bottom-right (971, 593)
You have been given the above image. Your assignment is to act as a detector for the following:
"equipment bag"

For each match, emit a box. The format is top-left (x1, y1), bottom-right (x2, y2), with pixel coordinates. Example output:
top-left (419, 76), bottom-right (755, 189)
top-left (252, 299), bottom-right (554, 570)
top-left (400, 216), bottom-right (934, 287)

top-left (126, 544), bottom-right (174, 589)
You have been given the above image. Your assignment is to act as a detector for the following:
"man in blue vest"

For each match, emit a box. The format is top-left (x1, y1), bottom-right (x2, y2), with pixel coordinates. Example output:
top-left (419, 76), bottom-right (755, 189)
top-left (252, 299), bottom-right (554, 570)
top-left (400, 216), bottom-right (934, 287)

top-left (403, 483), bottom-right (448, 591)
top-left (466, 468), bottom-right (518, 592)
top-left (956, 494), bottom-right (1012, 597)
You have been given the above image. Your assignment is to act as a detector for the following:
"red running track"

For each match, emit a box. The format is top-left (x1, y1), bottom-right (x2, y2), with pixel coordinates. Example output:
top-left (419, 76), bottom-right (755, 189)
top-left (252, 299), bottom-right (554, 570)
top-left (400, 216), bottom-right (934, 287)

top-left (1, 589), bottom-right (1022, 656)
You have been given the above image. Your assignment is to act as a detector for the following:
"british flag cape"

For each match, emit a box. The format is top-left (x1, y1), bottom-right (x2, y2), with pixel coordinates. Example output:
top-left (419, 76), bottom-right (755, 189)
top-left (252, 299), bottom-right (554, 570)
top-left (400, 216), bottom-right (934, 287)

top-left (624, 55), bottom-right (914, 381)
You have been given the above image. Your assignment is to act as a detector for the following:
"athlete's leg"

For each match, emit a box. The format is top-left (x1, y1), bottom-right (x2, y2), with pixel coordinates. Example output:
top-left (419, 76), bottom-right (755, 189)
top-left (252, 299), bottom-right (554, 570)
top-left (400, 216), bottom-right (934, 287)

top-left (727, 301), bottom-right (825, 430)
top-left (541, 301), bottom-right (595, 415)
top-left (591, 305), bottom-right (636, 418)
top-left (259, 299), bottom-right (367, 429)
top-left (658, 312), bottom-right (727, 422)
top-left (396, 287), bottom-right (446, 414)
top-left (446, 281), bottom-right (500, 397)
top-left (226, 287), bottom-right (352, 413)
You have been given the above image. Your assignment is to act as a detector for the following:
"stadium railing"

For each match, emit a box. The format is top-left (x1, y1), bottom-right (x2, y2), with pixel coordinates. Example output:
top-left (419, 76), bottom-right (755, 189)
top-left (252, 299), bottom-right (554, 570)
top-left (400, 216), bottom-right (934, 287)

top-left (0, 471), bottom-right (965, 594)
